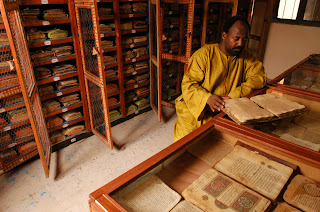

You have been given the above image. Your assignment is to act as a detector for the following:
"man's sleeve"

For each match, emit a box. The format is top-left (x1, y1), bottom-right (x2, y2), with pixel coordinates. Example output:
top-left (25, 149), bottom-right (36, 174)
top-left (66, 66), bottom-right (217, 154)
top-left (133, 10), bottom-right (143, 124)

top-left (181, 50), bottom-right (212, 121)
top-left (228, 51), bottom-right (267, 98)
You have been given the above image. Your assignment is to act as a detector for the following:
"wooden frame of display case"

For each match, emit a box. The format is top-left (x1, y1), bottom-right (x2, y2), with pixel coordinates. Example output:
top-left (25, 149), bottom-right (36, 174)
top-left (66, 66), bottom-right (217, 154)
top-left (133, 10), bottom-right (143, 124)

top-left (88, 86), bottom-right (320, 211)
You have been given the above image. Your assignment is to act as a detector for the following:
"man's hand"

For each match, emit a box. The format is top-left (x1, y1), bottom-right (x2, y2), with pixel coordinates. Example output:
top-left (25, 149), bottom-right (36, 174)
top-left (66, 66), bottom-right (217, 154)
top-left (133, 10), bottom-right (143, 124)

top-left (207, 95), bottom-right (225, 112)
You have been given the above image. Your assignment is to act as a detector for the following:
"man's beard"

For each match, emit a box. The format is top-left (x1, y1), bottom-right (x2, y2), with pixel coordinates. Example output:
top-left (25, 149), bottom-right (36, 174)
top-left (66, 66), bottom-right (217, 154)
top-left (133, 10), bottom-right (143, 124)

top-left (226, 46), bottom-right (244, 56)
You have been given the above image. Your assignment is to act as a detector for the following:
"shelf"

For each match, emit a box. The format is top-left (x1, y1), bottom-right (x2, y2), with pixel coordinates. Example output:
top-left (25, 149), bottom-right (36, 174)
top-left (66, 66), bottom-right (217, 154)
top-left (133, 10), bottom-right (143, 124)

top-left (28, 36), bottom-right (74, 48)
top-left (100, 31), bottom-right (116, 38)
top-left (0, 119), bottom-right (30, 133)
top-left (110, 114), bottom-right (122, 122)
top-left (119, 0), bottom-right (147, 2)
top-left (124, 67), bottom-right (149, 77)
top-left (122, 41), bottom-right (148, 49)
top-left (125, 92), bottom-right (149, 104)
top-left (99, 15), bottom-right (115, 20)
top-left (51, 130), bottom-right (88, 146)
top-left (19, 0), bottom-right (68, 4)
top-left (104, 62), bottom-right (118, 69)
top-left (121, 28), bottom-right (148, 35)
top-left (109, 102), bottom-right (120, 110)
top-left (106, 76), bottom-right (119, 83)
top-left (23, 18), bottom-right (71, 27)
top-left (0, 24), bottom-right (5, 30)
top-left (37, 71), bottom-right (78, 86)
top-left (107, 90), bottom-right (120, 98)
top-left (127, 104), bottom-right (150, 116)
top-left (102, 46), bottom-right (117, 53)
top-left (120, 13), bottom-right (148, 18)
top-left (125, 80), bottom-right (150, 91)
top-left (0, 136), bottom-right (34, 152)
top-left (40, 86), bottom-right (80, 101)
top-left (124, 55), bottom-right (149, 64)
top-left (48, 117), bottom-right (84, 133)
top-left (44, 102), bottom-right (83, 118)
top-left (0, 102), bottom-right (25, 114)
top-left (97, 0), bottom-right (114, 2)
top-left (32, 54), bottom-right (76, 67)
top-left (0, 85), bottom-right (21, 100)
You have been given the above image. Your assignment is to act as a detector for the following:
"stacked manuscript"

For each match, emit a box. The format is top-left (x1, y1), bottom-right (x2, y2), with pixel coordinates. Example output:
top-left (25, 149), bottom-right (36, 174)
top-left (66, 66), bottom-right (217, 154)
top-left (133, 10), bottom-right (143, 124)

top-left (223, 93), bottom-right (306, 124)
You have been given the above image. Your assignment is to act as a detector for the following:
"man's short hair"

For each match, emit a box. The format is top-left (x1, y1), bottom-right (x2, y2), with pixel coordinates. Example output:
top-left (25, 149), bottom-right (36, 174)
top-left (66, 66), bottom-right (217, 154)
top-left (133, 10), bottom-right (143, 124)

top-left (223, 16), bottom-right (251, 33)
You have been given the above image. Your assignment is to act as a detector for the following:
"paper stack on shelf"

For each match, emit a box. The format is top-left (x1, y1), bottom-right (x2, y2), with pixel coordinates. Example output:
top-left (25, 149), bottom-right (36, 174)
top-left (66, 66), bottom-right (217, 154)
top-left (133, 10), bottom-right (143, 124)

top-left (127, 104), bottom-right (137, 114)
top-left (0, 149), bottom-right (18, 164)
top-left (132, 2), bottom-right (148, 13)
top-left (2, 94), bottom-right (24, 106)
top-left (98, 8), bottom-right (112, 16)
top-left (133, 21), bottom-right (148, 29)
top-left (125, 79), bottom-right (136, 87)
top-left (134, 74), bottom-right (149, 84)
top-left (108, 97), bottom-right (118, 106)
top-left (8, 107), bottom-right (29, 123)
top-left (134, 98), bottom-right (149, 108)
top-left (58, 93), bottom-right (80, 106)
top-left (101, 40), bottom-right (114, 49)
top-left (62, 125), bottom-right (85, 136)
top-left (56, 78), bottom-right (78, 90)
top-left (0, 132), bottom-right (12, 146)
top-left (0, 32), bottom-right (9, 46)
top-left (21, 8), bottom-right (40, 22)
top-left (106, 83), bottom-right (119, 93)
top-left (134, 61), bottom-right (148, 70)
top-left (103, 55), bottom-right (117, 65)
top-left (14, 125), bottom-right (33, 139)
top-left (49, 45), bottom-right (73, 57)
top-left (38, 85), bottom-right (54, 96)
top-left (0, 74), bottom-right (19, 89)
top-left (43, 9), bottom-right (68, 20)
top-left (50, 131), bottom-right (65, 143)
top-left (61, 110), bottom-right (82, 122)
top-left (46, 115), bottom-right (63, 128)
top-left (133, 47), bottom-right (148, 57)
top-left (99, 24), bottom-right (113, 33)
top-left (26, 28), bottom-right (46, 42)
top-left (30, 50), bottom-right (54, 61)
top-left (134, 87), bottom-right (149, 95)
top-left (123, 50), bottom-right (135, 61)
top-left (123, 65), bottom-right (135, 74)
top-left (105, 69), bottom-right (117, 78)
top-left (51, 64), bottom-right (76, 76)
top-left (47, 29), bottom-right (68, 39)
top-left (42, 99), bottom-right (61, 113)
top-left (119, 3), bottom-right (132, 14)
top-left (35, 67), bottom-right (52, 80)
top-left (0, 116), bottom-right (7, 127)
top-left (18, 142), bottom-right (37, 155)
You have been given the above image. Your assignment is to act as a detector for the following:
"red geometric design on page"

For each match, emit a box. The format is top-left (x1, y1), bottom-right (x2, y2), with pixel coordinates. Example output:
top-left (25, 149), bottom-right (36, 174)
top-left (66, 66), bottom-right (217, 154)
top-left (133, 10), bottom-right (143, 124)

top-left (203, 175), bottom-right (232, 197)
top-left (231, 191), bottom-right (260, 212)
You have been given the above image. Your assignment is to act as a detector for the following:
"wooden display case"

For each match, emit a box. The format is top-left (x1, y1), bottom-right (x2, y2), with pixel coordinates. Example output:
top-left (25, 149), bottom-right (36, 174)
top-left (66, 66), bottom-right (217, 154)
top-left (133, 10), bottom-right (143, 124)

top-left (88, 86), bottom-right (320, 211)
top-left (269, 54), bottom-right (320, 99)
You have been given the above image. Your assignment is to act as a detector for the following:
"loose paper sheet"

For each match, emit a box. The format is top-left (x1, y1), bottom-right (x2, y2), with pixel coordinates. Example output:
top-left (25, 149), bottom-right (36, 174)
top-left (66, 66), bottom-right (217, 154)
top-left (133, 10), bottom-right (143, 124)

top-left (170, 200), bottom-right (203, 212)
top-left (112, 175), bottom-right (181, 212)
top-left (284, 175), bottom-right (320, 212)
top-left (182, 169), bottom-right (270, 212)
top-left (215, 145), bottom-right (293, 201)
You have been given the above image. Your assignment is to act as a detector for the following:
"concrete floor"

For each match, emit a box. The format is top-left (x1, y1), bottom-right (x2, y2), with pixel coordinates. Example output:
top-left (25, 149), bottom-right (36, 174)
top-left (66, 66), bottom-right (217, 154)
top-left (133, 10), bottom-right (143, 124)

top-left (0, 107), bottom-right (177, 212)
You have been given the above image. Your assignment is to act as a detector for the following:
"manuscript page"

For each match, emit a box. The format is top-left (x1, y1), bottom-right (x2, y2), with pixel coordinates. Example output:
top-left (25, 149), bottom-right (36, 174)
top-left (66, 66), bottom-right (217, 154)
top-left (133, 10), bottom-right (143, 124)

top-left (215, 145), bottom-right (293, 201)
top-left (112, 175), bottom-right (181, 212)
top-left (283, 175), bottom-right (320, 212)
top-left (170, 200), bottom-right (203, 212)
top-left (182, 169), bottom-right (270, 212)
top-left (273, 202), bottom-right (301, 212)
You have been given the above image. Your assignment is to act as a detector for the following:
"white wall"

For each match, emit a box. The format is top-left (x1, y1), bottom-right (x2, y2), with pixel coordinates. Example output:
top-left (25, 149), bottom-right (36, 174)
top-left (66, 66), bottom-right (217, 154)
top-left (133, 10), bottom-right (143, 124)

top-left (263, 22), bottom-right (320, 80)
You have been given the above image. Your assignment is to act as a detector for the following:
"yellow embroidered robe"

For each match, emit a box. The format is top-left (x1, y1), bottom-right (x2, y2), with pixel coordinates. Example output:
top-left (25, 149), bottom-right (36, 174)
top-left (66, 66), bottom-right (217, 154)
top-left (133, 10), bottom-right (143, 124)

top-left (174, 44), bottom-right (267, 142)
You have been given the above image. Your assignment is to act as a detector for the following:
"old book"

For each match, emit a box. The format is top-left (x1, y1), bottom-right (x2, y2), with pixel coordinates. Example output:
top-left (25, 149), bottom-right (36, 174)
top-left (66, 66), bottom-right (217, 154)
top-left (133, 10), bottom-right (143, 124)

top-left (170, 200), bottom-right (203, 212)
top-left (182, 168), bottom-right (271, 212)
top-left (273, 202), bottom-right (301, 212)
top-left (222, 97), bottom-right (275, 124)
top-left (250, 93), bottom-right (305, 119)
top-left (112, 174), bottom-right (181, 212)
top-left (215, 145), bottom-right (294, 201)
top-left (283, 175), bottom-right (320, 212)
top-left (187, 136), bottom-right (233, 166)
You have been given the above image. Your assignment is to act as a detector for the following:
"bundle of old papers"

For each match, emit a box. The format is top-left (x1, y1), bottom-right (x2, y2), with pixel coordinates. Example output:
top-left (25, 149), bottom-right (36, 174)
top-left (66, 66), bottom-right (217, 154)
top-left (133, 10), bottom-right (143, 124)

top-left (127, 104), bottom-right (137, 114)
top-left (7, 107), bottom-right (29, 123)
top-left (133, 21), bottom-right (148, 29)
top-left (101, 40), bottom-right (114, 49)
top-left (134, 61), bottom-right (149, 70)
top-left (105, 69), bottom-right (117, 78)
top-left (46, 115), bottom-right (63, 128)
top-left (215, 145), bottom-right (294, 201)
top-left (0, 149), bottom-right (18, 164)
top-left (123, 64), bottom-right (135, 74)
top-left (0, 132), bottom-right (12, 146)
top-left (21, 8), bottom-right (40, 21)
top-left (119, 3), bottom-right (132, 14)
top-left (42, 99), bottom-right (61, 113)
top-left (58, 93), bottom-right (80, 106)
top-left (30, 50), bottom-right (54, 61)
top-left (99, 24), bottom-right (113, 33)
top-left (38, 85), bottom-right (54, 96)
top-left (0, 116), bottom-right (7, 128)
top-left (133, 47), bottom-right (148, 57)
top-left (0, 52), bottom-right (13, 68)
top-left (182, 168), bottom-right (271, 212)
top-left (120, 22), bottom-right (133, 30)
top-left (18, 142), bottom-right (37, 155)
top-left (14, 125), bottom-right (33, 139)
top-left (103, 55), bottom-right (117, 65)
top-left (62, 125), bottom-right (85, 136)
top-left (133, 36), bottom-right (147, 43)
top-left (134, 74), bottom-right (149, 84)
top-left (125, 79), bottom-right (136, 87)
top-left (0, 74), bottom-right (20, 89)
top-left (51, 64), bottom-right (76, 75)
top-left (108, 97), bottom-right (118, 106)
top-left (283, 175), bottom-right (320, 212)
top-left (56, 77), bottom-right (78, 90)
top-left (112, 174), bottom-right (181, 212)
top-left (132, 2), bottom-right (148, 13)
top-left (106, 83), bottom-right (119, 93)
top-left (26, 28), bottom-right (46, 42)
top-left (123, 50), bottom-right (135, 61)
top-left (170, 200), bottom-right (204, 212)
top-left (50, 131), bottom-right (65, 143)
top-left (134, 98), bottom-right (149, 108)
top-left (134, 87), bottom-right (149, 95)
top-left (35, 67), bottom-right (51, 80)
top-left (122, 37), bottom-right (133, 45)
top-left (43, 9), bottom-right (68, 20)
top-left (47, 29), bottom-right (68, 39)
top-left (2, 94), bottom-right (24, 106)
top-left (61, 110), bottom-right (82, 122)
top-left (48, 45), bottom-right (73, 57)
top-left (98, 8), bottom-right (112, 16)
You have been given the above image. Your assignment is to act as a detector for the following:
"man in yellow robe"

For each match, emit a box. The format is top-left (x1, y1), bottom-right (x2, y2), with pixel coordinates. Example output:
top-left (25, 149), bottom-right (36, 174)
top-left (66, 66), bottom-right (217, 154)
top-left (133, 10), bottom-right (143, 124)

top-left (174, 16), bottom-right (267, 142)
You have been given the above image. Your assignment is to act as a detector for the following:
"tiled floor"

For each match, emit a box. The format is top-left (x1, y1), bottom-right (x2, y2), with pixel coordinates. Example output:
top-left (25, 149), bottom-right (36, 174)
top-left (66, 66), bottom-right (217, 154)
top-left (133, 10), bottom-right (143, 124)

top-left (0, 107), bottom-right (177, 212)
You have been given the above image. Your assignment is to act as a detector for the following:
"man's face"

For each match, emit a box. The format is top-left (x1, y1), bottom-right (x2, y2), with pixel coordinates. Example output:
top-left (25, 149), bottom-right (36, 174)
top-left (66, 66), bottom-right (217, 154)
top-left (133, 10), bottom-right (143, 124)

top-left (222, 21), bottom-right (249, 56)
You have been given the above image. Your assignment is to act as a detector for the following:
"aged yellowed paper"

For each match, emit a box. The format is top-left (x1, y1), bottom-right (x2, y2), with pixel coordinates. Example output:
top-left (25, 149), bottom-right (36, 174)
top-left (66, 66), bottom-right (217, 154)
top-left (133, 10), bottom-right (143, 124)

top-left (112, 174), bottom-right (181, 212)
top-left (215, 145), bottom-right (293, 201)
top-left (284, 175), bottom-right (320, 212)
top-left (170, 200), bottom-right (203, 212)
top-left (182, 168), bottom-right (270, 212)
top-left (273, 202), bottom-right (301, 212)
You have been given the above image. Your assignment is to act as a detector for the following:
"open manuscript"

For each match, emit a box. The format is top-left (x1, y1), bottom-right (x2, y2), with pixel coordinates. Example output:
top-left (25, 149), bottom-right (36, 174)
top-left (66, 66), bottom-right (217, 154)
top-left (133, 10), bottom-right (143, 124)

top-left (223, 93), bottom-right (305, 124)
